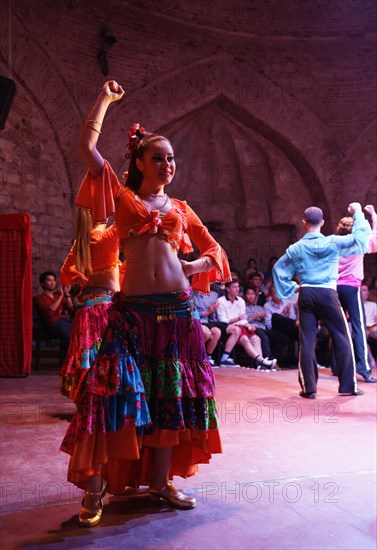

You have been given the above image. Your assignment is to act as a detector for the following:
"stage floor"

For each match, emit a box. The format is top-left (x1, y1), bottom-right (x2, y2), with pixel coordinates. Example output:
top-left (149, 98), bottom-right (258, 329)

top-left (0, 366), bottom-right (376, 550)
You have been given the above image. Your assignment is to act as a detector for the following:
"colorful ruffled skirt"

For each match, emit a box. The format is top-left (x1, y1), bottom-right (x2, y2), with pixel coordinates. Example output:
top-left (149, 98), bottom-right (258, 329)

top-left (60, 287), bottom-right (222, 494)
top-left (60, 287), bottom-right (114, 400)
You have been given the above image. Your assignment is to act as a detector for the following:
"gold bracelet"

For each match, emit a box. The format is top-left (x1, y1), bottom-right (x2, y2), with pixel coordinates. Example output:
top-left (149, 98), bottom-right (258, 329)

top-left (87, 125), bottom-right (101, 134)
top-left (86, 119), bottom-right (102, 127)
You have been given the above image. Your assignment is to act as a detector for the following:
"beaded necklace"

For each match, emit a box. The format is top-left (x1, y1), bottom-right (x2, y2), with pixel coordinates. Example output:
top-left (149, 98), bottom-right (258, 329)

top-left (135, 192), bottom-right (170, 213)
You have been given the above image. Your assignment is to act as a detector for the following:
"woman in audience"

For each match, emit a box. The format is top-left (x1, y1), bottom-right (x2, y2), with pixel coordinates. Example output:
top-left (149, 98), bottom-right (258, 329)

top-left (244, 286), bottom-right (288, 366)
top-left (263, 256), bottom-right (278, 284)
top-left (243, 257), bottom-right (259, 286)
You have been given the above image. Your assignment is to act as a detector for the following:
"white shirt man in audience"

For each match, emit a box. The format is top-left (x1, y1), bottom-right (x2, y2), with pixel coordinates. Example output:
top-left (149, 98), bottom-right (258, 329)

top-left (216, 280), bottom-right (277, 369)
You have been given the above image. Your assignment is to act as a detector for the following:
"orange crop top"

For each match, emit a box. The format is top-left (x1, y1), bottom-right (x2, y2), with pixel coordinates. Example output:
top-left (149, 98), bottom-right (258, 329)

top-left (75, 160), bottom-right (231, 293)
top-left (60, 224), bottom-right (121, 286)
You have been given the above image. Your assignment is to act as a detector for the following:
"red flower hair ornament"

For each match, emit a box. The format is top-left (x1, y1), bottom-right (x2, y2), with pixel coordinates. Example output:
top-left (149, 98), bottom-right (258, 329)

top-left (126, 122), bottom-right (145, 158)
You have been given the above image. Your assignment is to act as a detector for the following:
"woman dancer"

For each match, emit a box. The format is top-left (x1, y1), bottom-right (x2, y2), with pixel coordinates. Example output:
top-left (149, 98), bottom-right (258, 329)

top-left (60, 80), bottom-right (231, 526)
top-left (60, 208), bottom-right (120, 400)
top-left (60, 209), bottom-right (122, 527)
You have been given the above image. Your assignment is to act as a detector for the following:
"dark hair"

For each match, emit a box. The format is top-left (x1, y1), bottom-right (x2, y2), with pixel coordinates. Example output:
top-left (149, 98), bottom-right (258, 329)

top-left (225, 279), bottom-right (239, 289)
top-left (268, 256), bottom-right (278, 267)
top-left (244, 285), bottom-right (257, 294)
top-left (336, 216), bottom-right (354, 236)
top-left (244, 286), bottom-right (257, 304)
top-left (125, 131), bottom-right (171, 191)
top-left (248, 271), bottom-right (262, 281)
top-left (303, 206), bottom-right (323, 226)
top-left (39, 271), bottom-right (56, 286)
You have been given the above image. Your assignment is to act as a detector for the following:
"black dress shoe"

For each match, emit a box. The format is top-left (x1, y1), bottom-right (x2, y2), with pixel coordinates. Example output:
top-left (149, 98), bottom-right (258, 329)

top-left (338, 389), bottom-right (365, 396)
top-left (299, 391), bottom-right (316, 399)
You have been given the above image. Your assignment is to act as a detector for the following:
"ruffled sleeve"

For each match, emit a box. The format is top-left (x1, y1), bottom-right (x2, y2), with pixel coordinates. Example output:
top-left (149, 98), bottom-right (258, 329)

top-left (60, 243), bottom-right (88, 286)
top-left (75, 160), bottom-right (123, 223)
top-left (183, 203), bottom-right (231, 293)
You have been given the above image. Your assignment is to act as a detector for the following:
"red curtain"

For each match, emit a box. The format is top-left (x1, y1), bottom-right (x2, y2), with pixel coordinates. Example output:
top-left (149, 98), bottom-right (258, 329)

top-left (0, 213), bottom-right (32, 376)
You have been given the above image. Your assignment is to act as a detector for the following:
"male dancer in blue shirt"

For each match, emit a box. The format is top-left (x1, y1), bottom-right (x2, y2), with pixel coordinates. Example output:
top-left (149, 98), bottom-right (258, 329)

top-left (273, 203), bottom-right (371, 398)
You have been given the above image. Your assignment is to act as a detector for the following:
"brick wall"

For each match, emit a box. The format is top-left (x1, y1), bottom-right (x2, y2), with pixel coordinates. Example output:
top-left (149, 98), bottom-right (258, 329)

top-left (0, 0), bottom-right (376, 291)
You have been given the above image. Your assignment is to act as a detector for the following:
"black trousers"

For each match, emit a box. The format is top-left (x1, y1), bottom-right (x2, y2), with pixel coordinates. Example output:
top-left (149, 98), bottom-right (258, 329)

top-left (298, 287), bottom-right (357, 394)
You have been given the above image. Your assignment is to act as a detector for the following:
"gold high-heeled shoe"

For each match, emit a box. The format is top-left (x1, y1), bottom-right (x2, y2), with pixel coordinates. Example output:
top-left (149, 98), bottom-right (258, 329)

top-left (79, 478), bottom-right (108, 527)
top-left (149, 481), bottom-right (196, 510)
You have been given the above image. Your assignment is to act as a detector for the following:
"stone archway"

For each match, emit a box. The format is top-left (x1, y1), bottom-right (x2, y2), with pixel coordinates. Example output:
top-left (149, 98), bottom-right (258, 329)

top-left (104, 55), bottom-right (344, 269)
top-left (110, 54), bottom-right (343, 215)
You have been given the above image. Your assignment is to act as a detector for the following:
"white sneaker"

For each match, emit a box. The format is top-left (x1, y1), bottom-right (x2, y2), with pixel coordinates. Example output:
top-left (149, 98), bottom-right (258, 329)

top-left (257, 358), bottom-right (278, 371)
top-left (256, 356), bottom-right (277, 369)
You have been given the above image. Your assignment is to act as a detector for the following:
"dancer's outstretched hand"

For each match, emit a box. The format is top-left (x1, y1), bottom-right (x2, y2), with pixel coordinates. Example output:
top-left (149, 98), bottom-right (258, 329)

top-left (364, 204), bottom-right (376, 217)
top-left (348, 202), bottom-right (362, 214)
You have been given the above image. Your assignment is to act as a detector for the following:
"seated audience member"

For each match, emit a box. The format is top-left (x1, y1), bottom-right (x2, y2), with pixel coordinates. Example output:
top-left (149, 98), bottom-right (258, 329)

top-left (69, 283), bottom-right (82, 309)
top-left (243, 257), bottom-right (259, 287)
top-left (261, 275), bottom-right (273, 297)
top-left (193, 285), bottom-right (220, 323)
top-left (361, 283), bottom-right (377, 364)
top-left (193, 286), bottom-right (241, 367)
top-left (263, 256), bottom-right (278, 284)
top-left (201, 324), bottom-right (221, 367)
top-left (363, 277), bottom-right (373, 290)
top-left (244, 286), bottom-right (289, 364)
top-left (230, 269), bottom-right (244, 296)
top-left (216, 280), bottom-right (277, 369)
top-left (35, 271), bottom-right (74, 355)
top-left (264, 285), bottom-right (299, 342)
top-left (210, 281), bottom-right (226, 297)
top-left (367, 277), bottom-right (377, 304)
top-left (246, 271), bottom-right (267, 306)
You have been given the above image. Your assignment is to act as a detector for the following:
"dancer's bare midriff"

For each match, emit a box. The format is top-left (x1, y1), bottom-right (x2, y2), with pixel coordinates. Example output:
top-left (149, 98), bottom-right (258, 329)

top-left (121, 232), bottom-right (189, 296)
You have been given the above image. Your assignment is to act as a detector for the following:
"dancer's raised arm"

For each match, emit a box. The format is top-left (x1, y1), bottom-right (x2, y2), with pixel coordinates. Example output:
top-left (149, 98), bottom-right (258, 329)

top-left (79, 80), bottom-right (125, 177)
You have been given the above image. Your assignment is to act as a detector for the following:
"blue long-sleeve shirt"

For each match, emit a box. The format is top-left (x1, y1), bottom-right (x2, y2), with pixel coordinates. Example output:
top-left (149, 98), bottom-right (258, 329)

top-left (272, 211), bottom-right (371, 299)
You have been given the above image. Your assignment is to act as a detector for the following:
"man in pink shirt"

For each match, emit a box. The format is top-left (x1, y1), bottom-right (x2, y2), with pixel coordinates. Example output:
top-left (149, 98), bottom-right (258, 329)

top-left (335, 205), bottom-right (377, 383)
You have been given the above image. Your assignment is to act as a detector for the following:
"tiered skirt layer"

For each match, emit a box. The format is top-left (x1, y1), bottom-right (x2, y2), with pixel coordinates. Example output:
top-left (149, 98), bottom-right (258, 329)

top-left (60, 289), bottom-right (222, 493)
